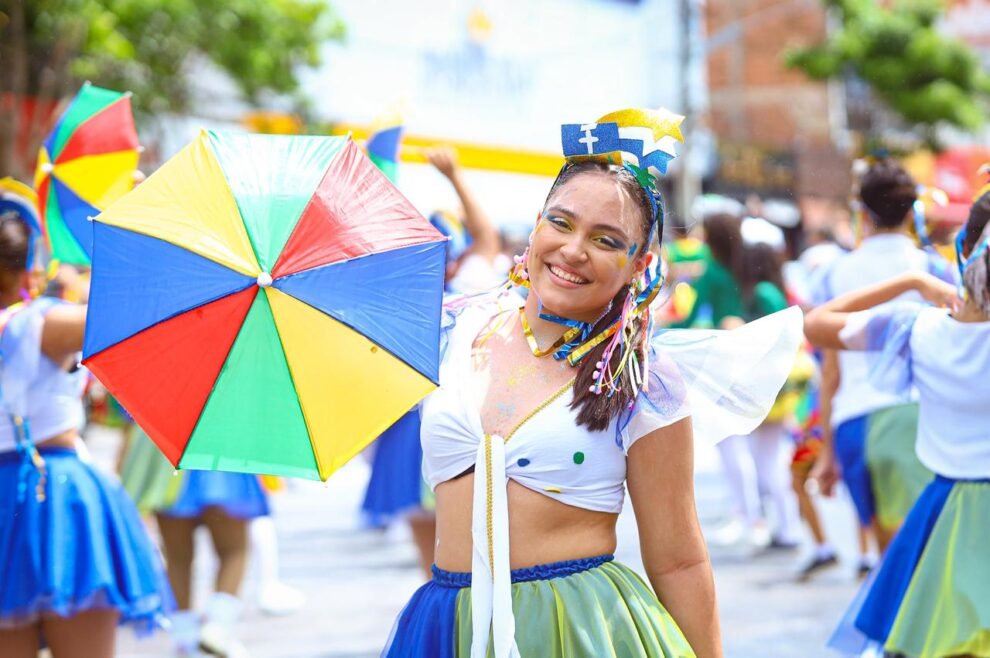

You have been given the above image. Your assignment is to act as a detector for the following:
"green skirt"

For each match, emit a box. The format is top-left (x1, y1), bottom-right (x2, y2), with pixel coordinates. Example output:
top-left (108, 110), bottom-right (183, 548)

top-left (120, 427), bottom-right (182, 514)
top-left (383, 555), bottom-right (695, 657)
top-left (865, 403), bottom-right (932, 531)
top-left (831, 476), bottom-right (990, 658)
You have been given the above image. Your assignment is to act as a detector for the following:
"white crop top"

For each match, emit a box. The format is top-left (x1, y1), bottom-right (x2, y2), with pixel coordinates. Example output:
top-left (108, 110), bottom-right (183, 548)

top-left (840, 303), bottom-right (990, 480)
top-left (421, 294), bottom-right (803, 658)
top-left (0, 299), bottom-right (86, 453)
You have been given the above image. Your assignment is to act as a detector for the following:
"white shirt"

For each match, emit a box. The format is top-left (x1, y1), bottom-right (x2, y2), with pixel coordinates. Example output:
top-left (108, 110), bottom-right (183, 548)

top-left (818, 233), bottom-right (954, 427)
top-left (0, 300), bottom-right (86, 453)
top-left (841, 305), bottom-right (990, 478)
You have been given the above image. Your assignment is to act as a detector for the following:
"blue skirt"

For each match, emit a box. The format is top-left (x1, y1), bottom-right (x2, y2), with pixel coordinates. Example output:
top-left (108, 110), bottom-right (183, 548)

top-left (362, 411), bottom-right (428, 528)
top-left (159, 470), bottom-right (270, 519)
top-left (0, 447), bottom-right (172, 631)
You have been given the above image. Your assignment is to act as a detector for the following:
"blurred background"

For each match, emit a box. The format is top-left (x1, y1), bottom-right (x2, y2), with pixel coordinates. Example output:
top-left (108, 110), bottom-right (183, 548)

top-left (2, 1), bottom-right (989, 657)
top-left (3, 0), bottom-right (989, 242)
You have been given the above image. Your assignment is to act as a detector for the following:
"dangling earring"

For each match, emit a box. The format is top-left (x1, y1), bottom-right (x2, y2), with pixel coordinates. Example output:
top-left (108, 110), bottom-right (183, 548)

top-left (509, 246), bottom-right (530, 287)
top-left (587, 253), bottom-right (659, 398)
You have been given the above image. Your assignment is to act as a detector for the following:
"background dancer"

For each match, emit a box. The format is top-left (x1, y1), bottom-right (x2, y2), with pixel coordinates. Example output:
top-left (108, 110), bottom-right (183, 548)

top-left (810, 159), bottom-right (955, 554)
top-left (806, 183), bottom-right (990, 657)
top-left (121, 426), bottom-right (267, 657)
top-left (0, 209), bottom-right (171, 657)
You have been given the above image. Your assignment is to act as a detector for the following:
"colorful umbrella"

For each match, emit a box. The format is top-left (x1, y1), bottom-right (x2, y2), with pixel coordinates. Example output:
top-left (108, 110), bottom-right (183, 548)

top-left (34, 83), bottom-right (140, 266)
top-left (82, 131), bottom-right (447, 480)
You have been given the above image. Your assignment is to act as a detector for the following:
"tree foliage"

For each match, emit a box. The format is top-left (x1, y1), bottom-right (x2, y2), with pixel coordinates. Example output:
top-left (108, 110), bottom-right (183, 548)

top-left (0, 0), bottom-right (345, 177)
top-left (786, 0), bottom-right (990, 133)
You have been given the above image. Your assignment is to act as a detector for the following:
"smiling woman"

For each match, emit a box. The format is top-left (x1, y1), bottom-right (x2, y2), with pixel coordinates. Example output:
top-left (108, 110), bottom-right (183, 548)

top-left (381, 109), bottom-right (803, 658)
top-left (528, 162), bottom-right (659, 431)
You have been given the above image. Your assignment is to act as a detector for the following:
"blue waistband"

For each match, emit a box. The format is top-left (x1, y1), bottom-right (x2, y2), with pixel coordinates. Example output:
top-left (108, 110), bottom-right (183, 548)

top-left (935, 474), bottom-right (990, 485)
top-left (431, 554), bottom-right (614, 589)
top-left (0, 445), bottom-right (76, 465)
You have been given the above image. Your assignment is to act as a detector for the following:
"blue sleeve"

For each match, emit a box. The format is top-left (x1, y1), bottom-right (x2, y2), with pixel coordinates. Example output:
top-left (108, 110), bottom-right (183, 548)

top-left (809, 260), bottom-right (836, 306)
top-left (926, 250), bottom-right (958, 286)
top-left (839, 301), bottom-right (924, 394)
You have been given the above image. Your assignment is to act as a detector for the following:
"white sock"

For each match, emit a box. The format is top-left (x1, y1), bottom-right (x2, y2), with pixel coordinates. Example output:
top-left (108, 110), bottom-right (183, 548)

top-left (815, 544), bottom-right (835, 560)
top-left (204, 592), bottom-right (242, 627)
top-left (169, 610), bottom-right (200, 651)
top-left (250, 516), bottom-right (280, 592)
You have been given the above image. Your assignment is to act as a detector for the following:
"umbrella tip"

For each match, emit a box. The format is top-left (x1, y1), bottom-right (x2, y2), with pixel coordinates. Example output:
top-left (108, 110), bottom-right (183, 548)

top-left (41, 163), bottom-right (54, 174)
top-left (257, 272), bottom-right (273, 288)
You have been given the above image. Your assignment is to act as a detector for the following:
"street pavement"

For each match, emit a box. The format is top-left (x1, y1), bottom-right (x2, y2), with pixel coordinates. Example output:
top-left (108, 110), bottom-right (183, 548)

top-left (90, 428), bottom-right (863, 658)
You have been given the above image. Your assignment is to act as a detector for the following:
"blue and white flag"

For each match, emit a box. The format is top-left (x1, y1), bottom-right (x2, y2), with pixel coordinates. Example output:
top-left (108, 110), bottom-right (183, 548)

top-left (561, 120), bottom-right (679, 178)
top-left (561, 123), bottom-right (621, 159)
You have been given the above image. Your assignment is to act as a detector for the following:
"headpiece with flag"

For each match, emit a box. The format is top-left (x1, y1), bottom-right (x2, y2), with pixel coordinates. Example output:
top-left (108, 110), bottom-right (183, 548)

top-left (0, 178), bottom-right (43, 271)
top-left (561, 108), bottom-right (683, 194)
top-left (34, 83), bottom-right (140, 266)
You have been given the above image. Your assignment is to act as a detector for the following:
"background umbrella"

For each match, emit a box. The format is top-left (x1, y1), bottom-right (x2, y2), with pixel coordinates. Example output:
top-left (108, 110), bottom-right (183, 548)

top-left (34, 82), bottom-right (140, 266)
top-left (83, 131), bottom-right (447, 481)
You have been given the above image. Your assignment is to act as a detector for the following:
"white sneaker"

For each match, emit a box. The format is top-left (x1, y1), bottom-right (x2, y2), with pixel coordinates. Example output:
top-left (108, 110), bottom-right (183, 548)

top-left (199, 621), bottom-right (251, 658)
top-left (746, 523), bottom-right (772, 549)
top-left (257, 582), bottom-right (306, 616)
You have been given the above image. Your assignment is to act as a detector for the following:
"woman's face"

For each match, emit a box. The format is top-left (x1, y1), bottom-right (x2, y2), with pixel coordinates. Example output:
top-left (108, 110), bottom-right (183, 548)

top-left (527, 171), bottom-right (647, 323)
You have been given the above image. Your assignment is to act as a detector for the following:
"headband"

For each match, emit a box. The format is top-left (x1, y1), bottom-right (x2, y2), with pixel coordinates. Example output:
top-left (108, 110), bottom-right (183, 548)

top-left (0, 178), bottom-right (43, 272)
top-left (954, 164), bottom-right (990, 282)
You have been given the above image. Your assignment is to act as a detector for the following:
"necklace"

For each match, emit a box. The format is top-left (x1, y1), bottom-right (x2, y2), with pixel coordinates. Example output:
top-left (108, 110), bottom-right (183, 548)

top-left (518, 307), bottom-right (582, 358)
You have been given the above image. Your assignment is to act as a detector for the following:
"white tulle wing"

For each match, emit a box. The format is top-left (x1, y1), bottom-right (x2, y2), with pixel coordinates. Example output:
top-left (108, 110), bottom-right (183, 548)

top-left (618, 306), bottom-right (805, 451)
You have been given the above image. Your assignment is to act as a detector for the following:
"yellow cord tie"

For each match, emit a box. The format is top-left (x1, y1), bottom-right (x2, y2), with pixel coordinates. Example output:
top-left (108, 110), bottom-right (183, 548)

top-left (518, 308), bottom-right (582, 358)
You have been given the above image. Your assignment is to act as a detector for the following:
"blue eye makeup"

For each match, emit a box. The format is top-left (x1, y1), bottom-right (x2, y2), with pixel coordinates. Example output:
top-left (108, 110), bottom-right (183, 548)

top-left (540, 211), bottom-right (628, 250)
top-left (595, 235), bottom-right (623, 249)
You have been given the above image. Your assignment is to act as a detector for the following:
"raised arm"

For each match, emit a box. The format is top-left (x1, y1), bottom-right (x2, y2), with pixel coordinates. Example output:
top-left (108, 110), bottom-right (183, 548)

top-left (627, 417), bottom-right (723, 658)
top-left (40, 303), bottom-right (87, 364)
top-left (804, 272), bottom-right (957, 349)
top-left (426, 146), bottom-right (501, 261)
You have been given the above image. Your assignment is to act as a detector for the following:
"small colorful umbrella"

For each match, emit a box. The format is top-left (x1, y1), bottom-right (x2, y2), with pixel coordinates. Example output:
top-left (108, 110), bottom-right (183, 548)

top-left (34, 82), bottom-right (140, 266)
top-left (83, 131), bottom-right (447, 480)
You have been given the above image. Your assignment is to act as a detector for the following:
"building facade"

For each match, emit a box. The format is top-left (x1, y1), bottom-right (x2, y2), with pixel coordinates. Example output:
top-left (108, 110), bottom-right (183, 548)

top-left (704, 0), bottom-right (851, 207)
